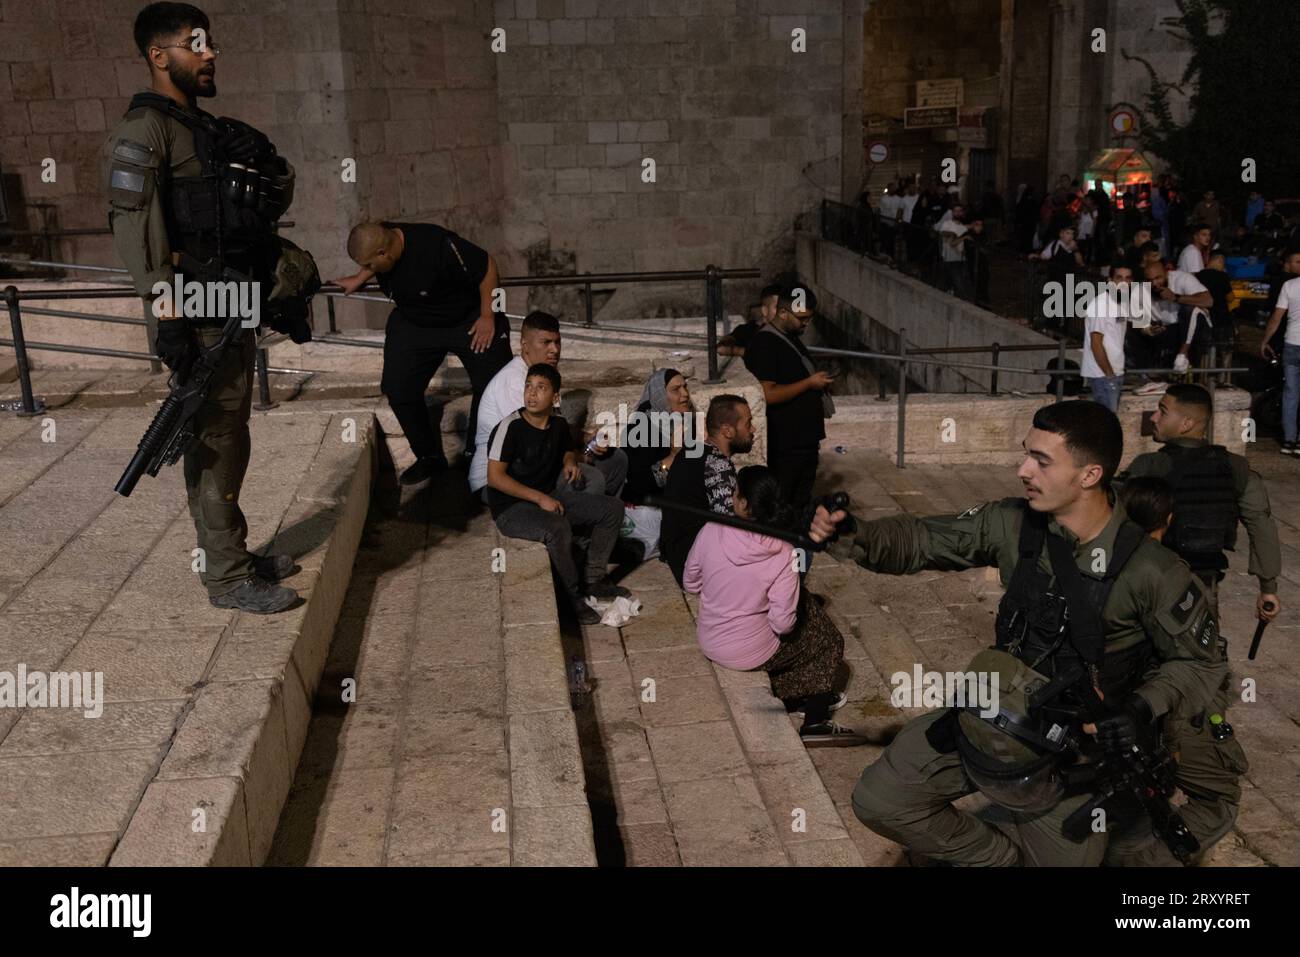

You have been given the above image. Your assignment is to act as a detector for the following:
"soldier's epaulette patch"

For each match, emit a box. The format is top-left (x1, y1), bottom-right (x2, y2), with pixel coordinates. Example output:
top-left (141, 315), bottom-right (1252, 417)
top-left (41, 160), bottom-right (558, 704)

top-left (1170, 584), bottom-right (1198, 626)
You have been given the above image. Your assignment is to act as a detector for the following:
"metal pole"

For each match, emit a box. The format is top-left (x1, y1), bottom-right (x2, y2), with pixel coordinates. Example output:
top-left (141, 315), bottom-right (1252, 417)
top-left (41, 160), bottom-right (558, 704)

top-left (326, 294), bottom-right (337, 334)
top-left (4, 285), bottom-right (43, 416)
top-left (255, 346), bottom-right (277, 410)
top-left (704, 265), bottom-right (722, 384)
top-left (896, 327), bottom-right (907, 469)
top-left (1054, 338), bottom-right (1066, 402)
top-left (1206, 345), bottom-right (1217, 445)
top-left (990, 342), bottom-right (1000, 396)
top-left (584, 278), bottom-right (594, 328)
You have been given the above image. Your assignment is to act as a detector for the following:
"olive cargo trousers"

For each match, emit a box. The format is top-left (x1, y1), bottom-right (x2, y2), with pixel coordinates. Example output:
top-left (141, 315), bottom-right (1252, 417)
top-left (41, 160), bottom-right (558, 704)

top-left (182, 324), bottom-right (258, 596)
top-left (851, 710), bottom-right (1109, 866)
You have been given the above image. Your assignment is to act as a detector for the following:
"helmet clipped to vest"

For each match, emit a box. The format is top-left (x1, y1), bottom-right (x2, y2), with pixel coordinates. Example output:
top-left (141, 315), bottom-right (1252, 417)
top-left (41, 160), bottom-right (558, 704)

top-left (955, 649), bottom-right (1074, 813)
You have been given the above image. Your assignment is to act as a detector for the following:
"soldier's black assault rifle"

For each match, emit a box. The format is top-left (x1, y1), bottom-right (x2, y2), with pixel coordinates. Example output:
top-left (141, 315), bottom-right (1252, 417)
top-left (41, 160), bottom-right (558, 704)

top-left (1061, 735), bottom-right (1201, 864)
top-left (644, 492), bottom-right (855, 552)
top-left (114, 258), bottom-right (255, 497)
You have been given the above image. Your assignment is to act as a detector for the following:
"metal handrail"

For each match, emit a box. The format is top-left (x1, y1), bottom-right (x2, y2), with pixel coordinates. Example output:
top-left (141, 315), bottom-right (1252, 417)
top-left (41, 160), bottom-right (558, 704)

top-left (2, 259), bottom-right (758, 413)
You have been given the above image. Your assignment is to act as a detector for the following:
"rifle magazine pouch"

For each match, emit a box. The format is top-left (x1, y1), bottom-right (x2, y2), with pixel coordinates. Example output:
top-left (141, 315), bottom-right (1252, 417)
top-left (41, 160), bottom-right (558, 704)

top-left (108, 139), bottom-right (157, 211)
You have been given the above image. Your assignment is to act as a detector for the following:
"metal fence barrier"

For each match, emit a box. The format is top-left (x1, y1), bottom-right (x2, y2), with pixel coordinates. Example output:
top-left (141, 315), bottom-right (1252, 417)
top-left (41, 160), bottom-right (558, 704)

top-left (0, 256), bottom-right (1248, 469)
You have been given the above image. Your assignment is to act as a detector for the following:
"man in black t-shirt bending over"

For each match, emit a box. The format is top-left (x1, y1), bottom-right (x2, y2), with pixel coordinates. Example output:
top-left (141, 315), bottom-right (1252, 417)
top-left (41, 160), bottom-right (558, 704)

top-left (336, 221), bottom-right (513, 485)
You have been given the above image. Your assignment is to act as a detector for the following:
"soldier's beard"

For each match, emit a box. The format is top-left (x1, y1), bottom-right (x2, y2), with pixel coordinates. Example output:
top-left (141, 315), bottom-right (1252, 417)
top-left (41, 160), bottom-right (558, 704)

top-left (170, 61), bottom-right (217, 98)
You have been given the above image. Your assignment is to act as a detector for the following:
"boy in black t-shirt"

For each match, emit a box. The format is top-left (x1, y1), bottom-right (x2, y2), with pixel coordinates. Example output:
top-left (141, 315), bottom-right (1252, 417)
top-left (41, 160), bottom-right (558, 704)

top-left (486, 364), bottom-right (633, 625)
top-left (335, 221), bottom-right (513, 486)
top-left (742, 288), bottom-right (833, 507)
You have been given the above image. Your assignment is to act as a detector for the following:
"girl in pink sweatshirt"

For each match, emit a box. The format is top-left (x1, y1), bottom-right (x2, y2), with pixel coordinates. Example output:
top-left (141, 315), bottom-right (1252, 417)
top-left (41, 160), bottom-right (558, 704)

top-left (683, 466), bottom-right (855, 743)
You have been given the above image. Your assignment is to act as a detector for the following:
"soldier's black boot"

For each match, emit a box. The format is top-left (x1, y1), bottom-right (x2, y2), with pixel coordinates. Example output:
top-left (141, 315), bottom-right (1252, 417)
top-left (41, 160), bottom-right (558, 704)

top-left (210, 577), bottom-right (298, 614)
top-left (251, 553), bottom-right (300, 582)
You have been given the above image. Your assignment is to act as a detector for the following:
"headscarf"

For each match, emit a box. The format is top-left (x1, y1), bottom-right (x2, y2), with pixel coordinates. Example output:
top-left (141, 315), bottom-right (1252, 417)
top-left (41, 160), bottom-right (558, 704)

top-left (637, 367), bottom-right (682, 415)
top-left (622, 368), bottom-right (685, 449)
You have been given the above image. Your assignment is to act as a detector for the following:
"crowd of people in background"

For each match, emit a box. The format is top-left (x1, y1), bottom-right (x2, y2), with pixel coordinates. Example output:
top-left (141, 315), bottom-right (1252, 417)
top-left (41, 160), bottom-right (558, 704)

top-left (854, 172), bottom-right (1300, 454)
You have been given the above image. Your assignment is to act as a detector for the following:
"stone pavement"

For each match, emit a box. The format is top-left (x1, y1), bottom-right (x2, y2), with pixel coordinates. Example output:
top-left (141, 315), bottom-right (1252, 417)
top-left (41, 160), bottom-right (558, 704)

top-left (806, 449), bottom-right (1300, 867)
top-left (573, 557), bottom-right (862, 867)
top-left (269, 469), bottom-right (596, 866)
top-left (0, 399), bottom-right (377, 865)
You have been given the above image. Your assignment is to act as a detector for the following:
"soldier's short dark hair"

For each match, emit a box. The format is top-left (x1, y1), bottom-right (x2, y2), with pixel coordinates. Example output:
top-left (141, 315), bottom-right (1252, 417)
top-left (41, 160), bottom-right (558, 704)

top-left (705, 394), bottom-right (748, 434)
top-left (1166, 383), bottom-right (1213, 416)
top-left (521, 311), bottom-right (560, 335)
top-left (1120, 476), bottom-right (1174, 534)
top-left (134, 3), bottom-right (211, 59)
top-left (1031, 401), bottom-right (1124, 485)
top-left (525, 363), bottom-right (561, 393)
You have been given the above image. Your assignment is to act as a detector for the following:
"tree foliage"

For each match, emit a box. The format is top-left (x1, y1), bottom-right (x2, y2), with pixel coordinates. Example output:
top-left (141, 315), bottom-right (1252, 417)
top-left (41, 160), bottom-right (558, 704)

top-left (1125, 0), bottom-right (1300, 201)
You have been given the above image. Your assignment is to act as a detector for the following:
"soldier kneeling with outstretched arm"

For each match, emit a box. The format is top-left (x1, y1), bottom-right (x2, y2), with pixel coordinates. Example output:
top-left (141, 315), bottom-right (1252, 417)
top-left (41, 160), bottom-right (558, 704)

top-left (808, 401), bottom-right (1227, 866)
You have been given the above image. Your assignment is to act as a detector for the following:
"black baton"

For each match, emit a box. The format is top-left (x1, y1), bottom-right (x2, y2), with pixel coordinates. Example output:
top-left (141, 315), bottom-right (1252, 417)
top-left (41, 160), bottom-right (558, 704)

top-left (645, 495), bottom-right (821, 551)
top-left (1248, 601), bottom-right (1276, 660)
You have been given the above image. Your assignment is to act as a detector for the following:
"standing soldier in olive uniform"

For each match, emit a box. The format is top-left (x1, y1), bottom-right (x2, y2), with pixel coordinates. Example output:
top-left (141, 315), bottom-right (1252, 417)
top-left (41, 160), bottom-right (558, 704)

top-left (104, 2), bottom-right (302, 613)
top-left (1110, 383), bottom-right (1281, 863)
top-left (808, 402), bottom-right (1227, 866)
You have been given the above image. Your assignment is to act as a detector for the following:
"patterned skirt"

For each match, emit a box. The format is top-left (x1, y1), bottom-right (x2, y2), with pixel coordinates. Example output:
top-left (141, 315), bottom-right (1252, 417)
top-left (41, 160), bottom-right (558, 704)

top-left (758, 590), bottom-right (844, 701)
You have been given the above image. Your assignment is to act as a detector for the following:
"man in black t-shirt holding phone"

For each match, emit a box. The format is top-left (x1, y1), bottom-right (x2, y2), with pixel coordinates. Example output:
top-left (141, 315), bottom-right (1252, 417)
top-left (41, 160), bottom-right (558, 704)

top-left (743, 288), bottom-right (833, 507)
top-left (336, 220), bottom-right (513, 485)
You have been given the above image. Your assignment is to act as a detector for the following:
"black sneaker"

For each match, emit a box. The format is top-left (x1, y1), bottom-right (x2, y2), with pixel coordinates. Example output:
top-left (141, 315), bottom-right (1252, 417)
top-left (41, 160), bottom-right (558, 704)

top-left (251, 553), bottom-right (300, 582)
top-left (1281, 442), bottom-right (1297, 456)
top-left (587, 577), bottom-right (631, 600)
top-left (210, 577), bottom-right (298, 614)
top-left (798, 721), bottom-right (869, 748)
top-left (399, 456), bottom-right (447, 486)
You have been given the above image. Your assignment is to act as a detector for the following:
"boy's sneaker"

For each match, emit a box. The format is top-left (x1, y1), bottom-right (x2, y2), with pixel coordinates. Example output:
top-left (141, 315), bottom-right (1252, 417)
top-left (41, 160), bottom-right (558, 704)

top-left (1281, 442), bottom-right (1298, 456)
top-left (587, 577), bottom-right (631, 600)
top-left (399, 455), bottom-right (446, 486)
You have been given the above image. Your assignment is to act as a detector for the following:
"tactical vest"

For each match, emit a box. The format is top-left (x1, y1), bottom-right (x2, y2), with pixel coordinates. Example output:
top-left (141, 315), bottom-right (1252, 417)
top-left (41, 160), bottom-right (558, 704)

top-left (993, 505), bottom-right (1151, 718)
top-left (925, 505), bottom-right (1152, 761)
top-left (1161, 443), bottom-right (1239, 572)
top-left (124, 92), bottom-right (286, 271)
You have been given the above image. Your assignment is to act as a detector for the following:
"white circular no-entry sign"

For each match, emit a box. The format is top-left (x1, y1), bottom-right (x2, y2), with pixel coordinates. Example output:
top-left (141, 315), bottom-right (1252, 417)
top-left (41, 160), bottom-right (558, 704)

top-left (868, 141), bottom-right (888, 164)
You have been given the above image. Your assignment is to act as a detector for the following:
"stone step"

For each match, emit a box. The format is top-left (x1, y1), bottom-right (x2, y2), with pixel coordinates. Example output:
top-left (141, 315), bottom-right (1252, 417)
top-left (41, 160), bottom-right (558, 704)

top-left (0, 401), bottom-right (378, 866)
top-left (269, 461), bottom-right (597, 867)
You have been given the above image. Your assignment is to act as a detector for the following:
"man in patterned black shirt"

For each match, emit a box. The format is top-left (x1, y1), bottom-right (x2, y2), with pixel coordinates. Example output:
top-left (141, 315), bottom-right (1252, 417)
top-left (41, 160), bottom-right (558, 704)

top-left (659, 395), bottom-right (755, 586)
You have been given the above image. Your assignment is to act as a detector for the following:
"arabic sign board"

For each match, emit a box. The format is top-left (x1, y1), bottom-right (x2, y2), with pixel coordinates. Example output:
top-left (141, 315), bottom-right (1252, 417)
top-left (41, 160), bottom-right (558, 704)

top-left (917, 79), bottom-right (964, 108)
top-left (904, 106), bottom-right (958, 129)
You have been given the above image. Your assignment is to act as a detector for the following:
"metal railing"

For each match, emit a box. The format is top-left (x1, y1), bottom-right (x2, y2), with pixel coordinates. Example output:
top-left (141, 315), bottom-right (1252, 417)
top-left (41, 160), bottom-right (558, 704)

top-left (0, 256), bottom-right (1249, 470)
top-left (0, 258), bottom-right (759, 415)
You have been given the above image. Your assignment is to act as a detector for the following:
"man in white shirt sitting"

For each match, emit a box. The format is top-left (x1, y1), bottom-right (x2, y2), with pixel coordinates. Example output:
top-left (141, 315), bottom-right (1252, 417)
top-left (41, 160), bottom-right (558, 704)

top-left (1176, 223), bottom-right (1213, 275)
top-left (1081, 263), bottom-right (1135, 412)
top-left (469, 310), bottom-right (628, 500)
top-left (1143, 260), bottom-right (1214, 378)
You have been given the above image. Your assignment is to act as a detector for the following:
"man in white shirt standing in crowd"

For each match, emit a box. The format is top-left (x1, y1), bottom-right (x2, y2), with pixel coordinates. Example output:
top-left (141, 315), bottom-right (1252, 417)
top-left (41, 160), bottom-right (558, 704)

top-left (1082, 263), bottom-right (1135, 412)
top-left (1177, 223), bottom-right (1213, 275)
top-left (1261, 249), bottom-right (1300, 455)
top-left (469, 310), bottom-right (628, 500)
